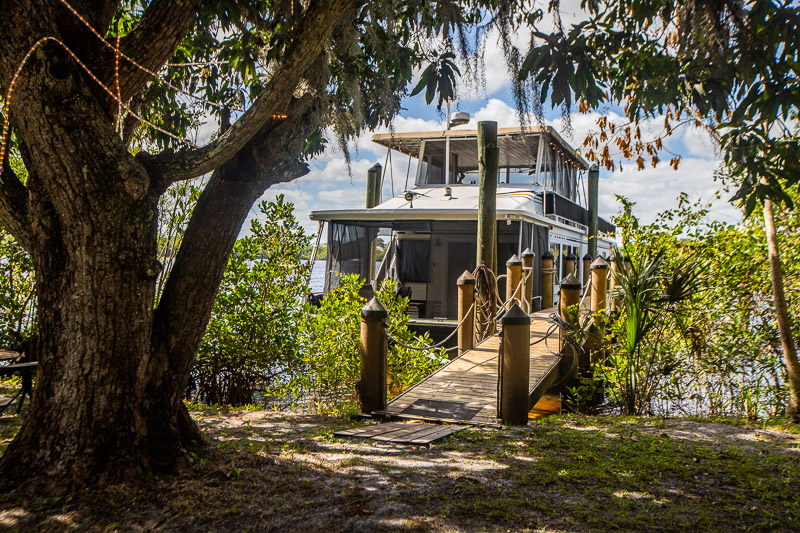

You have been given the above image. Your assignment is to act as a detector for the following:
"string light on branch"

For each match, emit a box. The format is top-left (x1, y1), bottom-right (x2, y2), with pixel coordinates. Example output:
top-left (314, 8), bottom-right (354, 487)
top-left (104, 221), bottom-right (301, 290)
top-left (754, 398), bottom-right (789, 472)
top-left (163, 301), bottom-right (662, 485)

top-left (0, 35), bottom-right (198, 177)
top-left (115, 34), bottom-right (122, 134)
top-left (2, 0), bottom-right (294, 178)
top-left (0, 36), bottom-right (52, 178)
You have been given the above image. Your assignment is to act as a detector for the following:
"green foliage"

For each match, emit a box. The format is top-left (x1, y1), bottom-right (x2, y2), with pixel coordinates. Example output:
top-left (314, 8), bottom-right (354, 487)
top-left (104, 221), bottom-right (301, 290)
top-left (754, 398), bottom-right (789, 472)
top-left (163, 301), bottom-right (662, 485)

top-left (519, 0), bottom-right (800, 210)
top-left (600, 247), bottom-right (702, 415)
top-left (409, 50), bottom-right (461, 110)
top-left (189, 196), bottom-right (311, 406)
top-left (0, 233), bottom-right (35, 349)
top-left (156, 180), bottom-right (204, 301)
top-left (0, 150), bottom-right (35, 348)
top-left (95, 1), bottom-right (532, 163)
top-left (294, 275), bottom-right (446, 415)
top-left (591, 194), bottom-right (799, 418)
top-left (291, 275), bottom-right (363, 413)
top-left (180, 196), bottom-right (444, 412)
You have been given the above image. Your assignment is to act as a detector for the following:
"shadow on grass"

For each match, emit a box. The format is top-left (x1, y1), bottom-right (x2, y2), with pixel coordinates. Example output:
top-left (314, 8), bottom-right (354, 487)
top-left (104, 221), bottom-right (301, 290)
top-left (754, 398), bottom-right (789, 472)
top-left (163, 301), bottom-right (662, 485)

top-left (0, 410), bottom-right (798, 532)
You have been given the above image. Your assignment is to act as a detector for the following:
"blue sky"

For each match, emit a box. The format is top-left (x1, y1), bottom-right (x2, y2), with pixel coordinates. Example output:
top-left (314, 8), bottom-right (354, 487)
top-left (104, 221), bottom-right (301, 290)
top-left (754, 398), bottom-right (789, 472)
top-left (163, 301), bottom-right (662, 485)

top-left (244, 19), bottom-right (741, 237)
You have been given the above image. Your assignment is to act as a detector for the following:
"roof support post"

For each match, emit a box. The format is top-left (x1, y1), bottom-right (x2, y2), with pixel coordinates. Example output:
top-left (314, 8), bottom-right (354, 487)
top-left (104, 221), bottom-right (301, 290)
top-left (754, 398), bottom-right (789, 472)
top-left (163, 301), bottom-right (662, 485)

top-left (366, 163), bottom-right (382, 281)
top-left (476, 121), bottom-right (499, 277)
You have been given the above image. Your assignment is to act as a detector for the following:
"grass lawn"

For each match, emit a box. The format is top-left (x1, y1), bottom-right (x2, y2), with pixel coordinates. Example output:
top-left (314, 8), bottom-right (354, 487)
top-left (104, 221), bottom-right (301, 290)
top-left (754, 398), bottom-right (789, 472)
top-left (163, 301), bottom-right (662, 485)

top-left (0, 407), bottom-right (798, 532)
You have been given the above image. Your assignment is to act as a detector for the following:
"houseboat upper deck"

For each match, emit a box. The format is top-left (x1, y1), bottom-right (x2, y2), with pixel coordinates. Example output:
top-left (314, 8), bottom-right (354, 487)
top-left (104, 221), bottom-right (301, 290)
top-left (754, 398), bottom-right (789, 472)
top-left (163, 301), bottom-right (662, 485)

top-left (310, 124), bottom-right (615, 319)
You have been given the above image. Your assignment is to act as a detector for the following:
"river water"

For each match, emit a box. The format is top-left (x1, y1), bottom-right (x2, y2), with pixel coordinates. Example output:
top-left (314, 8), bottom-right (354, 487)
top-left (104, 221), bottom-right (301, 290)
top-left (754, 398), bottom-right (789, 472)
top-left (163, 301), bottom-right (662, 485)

top-left (309, 260), bottom-right (326, 293)
top-left (308, 260), bottom-right (382, 293)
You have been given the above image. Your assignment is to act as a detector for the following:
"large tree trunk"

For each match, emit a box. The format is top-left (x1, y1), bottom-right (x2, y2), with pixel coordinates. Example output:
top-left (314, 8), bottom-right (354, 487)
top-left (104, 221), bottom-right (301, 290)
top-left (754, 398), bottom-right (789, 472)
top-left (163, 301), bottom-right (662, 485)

top-left (763, 199), bottom-right (800, 421)
top-left (0, 32), bottom-right (172, 491)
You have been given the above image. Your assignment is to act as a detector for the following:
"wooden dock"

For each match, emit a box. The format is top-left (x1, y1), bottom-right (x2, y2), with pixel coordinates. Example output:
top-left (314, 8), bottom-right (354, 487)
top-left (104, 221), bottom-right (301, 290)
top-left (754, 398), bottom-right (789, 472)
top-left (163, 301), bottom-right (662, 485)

top-left (375, 309), bottom-right (562, 425)
top-left (335, 421), bottom-right (467, 445)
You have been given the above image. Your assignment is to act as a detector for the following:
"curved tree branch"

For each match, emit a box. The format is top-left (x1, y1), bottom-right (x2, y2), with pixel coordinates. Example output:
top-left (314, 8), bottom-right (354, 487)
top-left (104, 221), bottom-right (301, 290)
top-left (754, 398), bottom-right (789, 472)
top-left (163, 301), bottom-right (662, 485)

top-left (142, 92), bottom-right (325, 431)
top-left (139, 0), bottom-right (353, 189)
top-left (114, 0), bottom-right (202, 101)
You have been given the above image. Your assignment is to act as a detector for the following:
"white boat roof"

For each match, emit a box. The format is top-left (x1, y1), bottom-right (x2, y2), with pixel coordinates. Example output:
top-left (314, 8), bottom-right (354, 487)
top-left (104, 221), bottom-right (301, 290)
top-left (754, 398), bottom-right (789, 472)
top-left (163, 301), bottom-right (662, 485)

top-left (311, 186), bottom-right (537, 221)
top-left (372, 126), bottom-right (589, 170)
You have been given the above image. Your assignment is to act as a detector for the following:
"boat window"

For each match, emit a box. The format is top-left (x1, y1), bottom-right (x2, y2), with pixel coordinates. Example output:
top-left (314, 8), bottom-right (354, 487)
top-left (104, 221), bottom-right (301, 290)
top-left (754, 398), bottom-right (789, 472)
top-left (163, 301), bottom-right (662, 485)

top-left (325, 222), bottom-right (371, 292)
top-left (550, 243), bottom-right (561, 281)
top-left (417, 140), bottom-right (445, 185)
top-left (396, 239), bottom-right (431, 283)
top-left (428, 154), bottom-right (445, 184)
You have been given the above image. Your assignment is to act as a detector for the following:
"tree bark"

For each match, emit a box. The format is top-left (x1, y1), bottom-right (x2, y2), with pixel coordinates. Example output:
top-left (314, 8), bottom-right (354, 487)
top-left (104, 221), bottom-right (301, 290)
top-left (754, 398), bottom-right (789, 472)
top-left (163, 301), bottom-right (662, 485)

top-left (0, 0), bottom-right (351, 493)
top-left (763, 199), bottom-right (800, 421)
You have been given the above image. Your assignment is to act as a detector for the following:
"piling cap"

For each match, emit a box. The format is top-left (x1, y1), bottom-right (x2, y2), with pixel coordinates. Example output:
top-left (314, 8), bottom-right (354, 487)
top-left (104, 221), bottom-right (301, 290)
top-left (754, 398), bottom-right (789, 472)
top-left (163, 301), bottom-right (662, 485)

top-left (560, 273), bottom-right (581, 289)
top-left (583, 252), bottom-right (593, 261)
top-left (360, 297), bottom-right (388, 320)
top-left (542, 250), bottom-right (554, 260)
top-left (369, 162), bottom-right (382, 172)
top-left (521, 247), bottom-right (535, 258)
top-left (457, 270), bottom-right (476, 285)
top-left (590, 256), bottom-right (609, 270)
top-left (506, 254), bottom-right (522, 266)
top-left (565, 252), bottom-right (577, 261)
top-left (500, 303), bottom-right (531, 326)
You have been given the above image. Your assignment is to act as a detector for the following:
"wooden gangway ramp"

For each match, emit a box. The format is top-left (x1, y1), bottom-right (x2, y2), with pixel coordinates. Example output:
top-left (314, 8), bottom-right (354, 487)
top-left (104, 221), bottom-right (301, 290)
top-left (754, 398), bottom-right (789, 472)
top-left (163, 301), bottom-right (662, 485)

top-left (376, 311), bottom-right (562, 425)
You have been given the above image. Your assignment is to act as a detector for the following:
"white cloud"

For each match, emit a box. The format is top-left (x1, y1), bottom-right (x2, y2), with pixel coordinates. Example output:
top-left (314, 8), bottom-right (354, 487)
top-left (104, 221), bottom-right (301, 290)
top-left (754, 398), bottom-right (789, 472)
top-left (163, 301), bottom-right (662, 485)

top-left (247, 99), bottom-right (739, 237)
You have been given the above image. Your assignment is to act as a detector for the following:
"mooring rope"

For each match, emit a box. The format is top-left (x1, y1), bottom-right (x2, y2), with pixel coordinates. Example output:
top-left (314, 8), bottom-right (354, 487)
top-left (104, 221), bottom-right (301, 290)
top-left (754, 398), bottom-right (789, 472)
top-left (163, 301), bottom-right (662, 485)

top-left (472, 265), bottom-right (499, 342)
top-left (494, 269), bottom-right (531, 320)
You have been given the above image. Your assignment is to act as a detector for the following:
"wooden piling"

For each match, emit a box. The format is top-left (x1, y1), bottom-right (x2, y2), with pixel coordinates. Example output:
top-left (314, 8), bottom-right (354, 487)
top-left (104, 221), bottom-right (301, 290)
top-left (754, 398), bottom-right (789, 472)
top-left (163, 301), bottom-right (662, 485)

top-left (541, 250), bottom-right (555, 309)
top-left (608, 254), bottom-right (619, 312)
top-left (590, 257), bottom-right (608, 313)
top-left (457, 270), bottom-right (476, 354)
top-left (564, 253), bottom-right (577, 277)
top-left (477, 121), bottom-right (499, 276)
top-left (366, 164), bottom-right (382, 281)
top-left (359, 297), bottom-right (388, 413)
top-left (521, 248), bottom-right (535, 314)
top-left (366, 163), bottom-right (382, 209)
top-left (559, 273), bottom-right (581, 322)
top-left (588, 164), bottom-right (599, 258)
top-left (506, 254), bottom-right (522, 305)
top-left (582, 253), bottom-right (592, 289)
top-left (499, 304), bottom-right (530, 425)
top-left (559, 273), bottom-right (582, 373)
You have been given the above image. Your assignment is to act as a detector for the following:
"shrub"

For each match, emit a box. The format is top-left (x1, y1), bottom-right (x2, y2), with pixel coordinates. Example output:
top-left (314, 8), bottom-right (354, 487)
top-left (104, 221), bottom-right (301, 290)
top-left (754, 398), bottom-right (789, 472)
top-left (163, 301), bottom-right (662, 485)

top-left (189, 197), bottom-right (311, 405)
top-left (294, 275), bottom-right (447, 415)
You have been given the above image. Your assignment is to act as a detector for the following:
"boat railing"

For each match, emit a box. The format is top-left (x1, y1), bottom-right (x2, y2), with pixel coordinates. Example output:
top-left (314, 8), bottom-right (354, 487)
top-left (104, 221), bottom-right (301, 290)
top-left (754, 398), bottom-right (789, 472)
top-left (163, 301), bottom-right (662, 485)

top-left (546, 213), bottom-right (587, 231)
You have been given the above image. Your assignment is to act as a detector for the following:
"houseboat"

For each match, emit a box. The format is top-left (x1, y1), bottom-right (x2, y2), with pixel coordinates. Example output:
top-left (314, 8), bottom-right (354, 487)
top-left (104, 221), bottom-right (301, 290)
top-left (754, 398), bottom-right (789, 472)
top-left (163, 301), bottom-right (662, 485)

top-left (309, 120), bottom-right (616, 321)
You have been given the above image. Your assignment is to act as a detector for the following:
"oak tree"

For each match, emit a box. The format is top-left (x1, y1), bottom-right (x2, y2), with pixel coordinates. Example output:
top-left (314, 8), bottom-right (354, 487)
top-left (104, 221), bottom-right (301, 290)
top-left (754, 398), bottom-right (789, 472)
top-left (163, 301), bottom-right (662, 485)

top-left (0, 0), bottom-right (521, 492)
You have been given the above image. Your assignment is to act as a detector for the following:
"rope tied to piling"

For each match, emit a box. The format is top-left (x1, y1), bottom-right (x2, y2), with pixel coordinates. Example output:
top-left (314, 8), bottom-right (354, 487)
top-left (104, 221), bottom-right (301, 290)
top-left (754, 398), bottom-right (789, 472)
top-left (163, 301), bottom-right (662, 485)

top-left (472, 264), bottom-right (499, 342)
top-left (494, 268), bottom-right (531, 320)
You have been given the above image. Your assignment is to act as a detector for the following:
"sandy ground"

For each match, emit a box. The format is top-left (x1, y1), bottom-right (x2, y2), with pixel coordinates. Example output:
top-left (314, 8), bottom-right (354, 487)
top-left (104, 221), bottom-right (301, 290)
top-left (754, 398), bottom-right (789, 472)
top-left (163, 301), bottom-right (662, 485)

top-left (0, 410), bottom-right (798, 532)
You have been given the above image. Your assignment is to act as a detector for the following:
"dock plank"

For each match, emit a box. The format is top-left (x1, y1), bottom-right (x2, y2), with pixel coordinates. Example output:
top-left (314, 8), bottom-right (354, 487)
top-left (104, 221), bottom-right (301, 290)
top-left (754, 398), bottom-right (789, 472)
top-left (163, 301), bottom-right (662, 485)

top-left (335, 422), bottom-right (466, 444)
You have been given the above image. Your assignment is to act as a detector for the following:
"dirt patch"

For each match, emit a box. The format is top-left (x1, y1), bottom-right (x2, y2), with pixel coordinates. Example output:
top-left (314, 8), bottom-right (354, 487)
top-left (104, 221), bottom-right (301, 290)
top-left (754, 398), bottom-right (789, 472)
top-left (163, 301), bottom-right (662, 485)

top-left (0, 410), bottom-right (798, 532)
